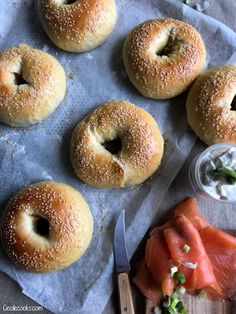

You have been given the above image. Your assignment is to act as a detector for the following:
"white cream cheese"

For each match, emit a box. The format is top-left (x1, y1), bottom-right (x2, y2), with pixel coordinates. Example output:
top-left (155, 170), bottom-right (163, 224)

top-left (199, 148), bottom-right (236, 201)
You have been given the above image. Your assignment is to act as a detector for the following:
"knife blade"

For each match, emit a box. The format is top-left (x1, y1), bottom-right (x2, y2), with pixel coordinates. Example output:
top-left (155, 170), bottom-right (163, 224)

top-left (114, 210), bottom-right (135, 314)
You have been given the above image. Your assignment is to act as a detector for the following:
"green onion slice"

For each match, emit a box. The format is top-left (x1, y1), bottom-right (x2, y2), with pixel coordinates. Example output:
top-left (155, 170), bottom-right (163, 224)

top-left (170, 266), bottom-right (178, 278)
top-left (175, 285), bottom-right (186, 295)
top-left (198, 289), bottom-right (207, 298)
top-left (179, 304), bottom-right (187, 314)
top-left (173, 272), bottom-right (186, 284)
top-left (183, 244), bottom-right (191, 253)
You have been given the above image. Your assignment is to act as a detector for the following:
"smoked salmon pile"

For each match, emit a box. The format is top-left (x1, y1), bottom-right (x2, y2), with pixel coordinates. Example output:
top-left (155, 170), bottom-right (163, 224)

top-left (134, 198), bottom-right (236, 302)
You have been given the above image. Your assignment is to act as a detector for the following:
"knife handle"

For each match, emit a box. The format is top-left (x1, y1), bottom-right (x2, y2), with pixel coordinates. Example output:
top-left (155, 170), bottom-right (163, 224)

top-left (117, 272), bottom-right (135, 314)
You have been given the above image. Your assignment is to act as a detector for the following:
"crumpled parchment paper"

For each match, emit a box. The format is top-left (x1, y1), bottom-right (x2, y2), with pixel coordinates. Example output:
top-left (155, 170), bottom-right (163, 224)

top-left (0, 0), bottom-right (236, 313)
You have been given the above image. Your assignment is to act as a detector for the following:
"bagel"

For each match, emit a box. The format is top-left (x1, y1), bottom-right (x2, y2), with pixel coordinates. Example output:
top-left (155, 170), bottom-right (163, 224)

top-left (70, 100), bottom-right (164, 188)
top-left (186, 65), bottom-right (236, 145)
top-left (0, 44), bottom-right (66, 127)
top-left (37, 0), bottom-right (117, 53)
top-left (123, 18), bottom-right (206, 99)
top-left (0, 181), bottom-right (93, 273)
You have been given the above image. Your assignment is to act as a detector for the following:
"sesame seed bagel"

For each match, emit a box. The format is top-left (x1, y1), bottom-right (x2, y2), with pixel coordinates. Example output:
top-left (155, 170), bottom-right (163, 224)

top-left (123, 18), bottom-right (206, 99)
top-left (0, 44), bottom-right (66, 127)
top-left (186, 65), bottom-right (236, 145)
top-left (71, 100), bottom-right (164, 188)
top-left (37, 0), bottom-right (117, 53)
top-left (0, 181), bottom-right (93, 273)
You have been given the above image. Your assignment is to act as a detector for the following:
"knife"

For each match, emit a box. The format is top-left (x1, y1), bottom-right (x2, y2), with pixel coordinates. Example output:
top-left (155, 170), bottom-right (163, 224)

top-left (114, 210), bottom-right (135, 314)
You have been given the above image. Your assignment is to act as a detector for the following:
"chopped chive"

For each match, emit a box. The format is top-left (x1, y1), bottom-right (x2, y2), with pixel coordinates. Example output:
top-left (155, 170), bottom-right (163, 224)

top-left (175, 285), bottom-right (186, 295)
top-left (226, 176), bottom-right (236, 185)
top-left (170, 266), bottom-right (178, 277)
top-left (179, 304), bottom-right (187, 314)
top-left (171, 292), bottom-right (178, 300)
top-left (176, 301), bottom-right (184, 310)
top-left (173, 272), bottom-right (186, 284)
top-left (183, 244), bottom-right (191, 253)
top-left (213, 166), bottom-right (236, 185)
top-left (198, 289), bottom-right (207, 298)
top-left (165, 308), bottom-right (177, 314)
top-left (170, 297), bottom-right (179, 308)
top-left (218, 166), bottom-right (236, 179)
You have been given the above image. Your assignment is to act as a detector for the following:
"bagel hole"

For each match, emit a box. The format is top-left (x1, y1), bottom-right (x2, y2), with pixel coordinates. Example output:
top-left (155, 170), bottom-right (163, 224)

top-left (156, 29), bottom-right (183, 57)
top-left (13, 72), bottom-right (28, 86)
top-left (231, 95), bottom-right (236, 111)
top-left (156, 31), bottom-right (175, 57)
top-left (102, 138), bottom-right (122, 155)
top-left (156, 41), bottom-right (172, 57)
top-left (33, 216), bottom-right (50, 238)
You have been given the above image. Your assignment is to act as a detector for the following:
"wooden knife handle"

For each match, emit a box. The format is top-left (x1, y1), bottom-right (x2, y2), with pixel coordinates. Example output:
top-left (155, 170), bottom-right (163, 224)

top-left (117, 272), bottom-right (135, 314)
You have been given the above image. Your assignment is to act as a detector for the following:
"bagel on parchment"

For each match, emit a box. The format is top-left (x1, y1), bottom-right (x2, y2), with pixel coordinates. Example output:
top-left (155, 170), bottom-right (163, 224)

top-left (70, 100), bottom-right (164, 188)
top-left (0, 44), bottom-right (66, 127)
top-left (0, 181), bottom-right (93, 273)
top-left (186, 65), bottom-right (236, 145)
top-left (37, 0), bottom-right (117, 53)
top-left (123, 18), bottom-right (206, 99)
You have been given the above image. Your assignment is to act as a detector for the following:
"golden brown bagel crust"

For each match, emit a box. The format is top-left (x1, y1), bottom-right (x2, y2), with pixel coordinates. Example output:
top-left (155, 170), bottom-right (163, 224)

top-left (37, 0), bottom-right (117, 53)
top-left (123, 18), bottom-right (206, 99)
top-left (71, 100), bottom-right (164, 188)
top-left (0, 181), bottom-right (93, 273)
top-left (0, 45), bottom-right (66, 127)
top-left (186, 65), bottom-right (236, 145)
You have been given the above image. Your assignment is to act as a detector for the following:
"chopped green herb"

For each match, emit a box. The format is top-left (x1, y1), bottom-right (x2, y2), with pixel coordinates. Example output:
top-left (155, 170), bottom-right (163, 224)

top-left (183, 244), bottom-right (191, 253)
top-left (164, 308), bottom-right (177, 314)
top-left (179, 304), bottom-right (187, 314)
top-left (175, 285), bottom-right (186, 295)
top-left (170, 297), bottom-right (179, 309)
top-left (173, 272), bottom-right (186, 284)
top-left (171, 292), bottom-right (178, 300)
top-left (170, 266), bottom-right (178, 277)
top-left (226, 176), bottom-right (236, 185)
top-left (162, 277), bottom-right (187, 314)
top-left (198, 289), bottom-right (207, 298)
top-left (213, 166), bottom-right (236, 185)
top-left (218, 166), bottom-right (236, 179)
top-left (176, 301), bottom-right (184, 310)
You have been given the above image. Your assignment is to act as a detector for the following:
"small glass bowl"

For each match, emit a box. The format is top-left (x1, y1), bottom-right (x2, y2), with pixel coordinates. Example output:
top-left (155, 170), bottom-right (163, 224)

top-left (188, 143), bottom-right (236, 203)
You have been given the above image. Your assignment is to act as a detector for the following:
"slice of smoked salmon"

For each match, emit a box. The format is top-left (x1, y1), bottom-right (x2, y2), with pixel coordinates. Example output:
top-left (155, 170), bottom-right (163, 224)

top-left (200, 226), bottom-right (236, 299)
top-left (163, 215), bottom-right (221, 294)
top-left (133, 197), bottom-right (236, 301)
top-left (145, 228), bottom-right (175, 296)
top-left (175, 197), bottom-right (236, 299)
top-left (133, 259), bottom-right (162, 301)
top-left (174, 197), bottom-right (209, 230)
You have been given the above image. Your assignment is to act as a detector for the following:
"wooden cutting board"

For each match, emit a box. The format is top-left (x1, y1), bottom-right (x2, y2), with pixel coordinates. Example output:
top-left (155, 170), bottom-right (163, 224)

top-left (145, 296), bottom-right (236, 314)
top-left (145, 230), bottom-right (236, 314)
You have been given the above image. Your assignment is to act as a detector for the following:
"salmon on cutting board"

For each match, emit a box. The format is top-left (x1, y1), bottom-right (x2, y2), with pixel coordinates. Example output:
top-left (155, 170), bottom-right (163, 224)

top-left (134, 198), bottom-right (236, 314)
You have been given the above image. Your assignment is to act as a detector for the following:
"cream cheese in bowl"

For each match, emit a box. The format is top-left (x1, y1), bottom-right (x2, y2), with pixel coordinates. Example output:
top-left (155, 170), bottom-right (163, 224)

top-left (189, 144), bottom-right (236, 202)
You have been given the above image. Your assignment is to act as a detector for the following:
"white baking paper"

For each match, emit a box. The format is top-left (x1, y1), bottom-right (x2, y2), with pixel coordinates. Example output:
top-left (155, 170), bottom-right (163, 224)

top-left (0, 1), bottom-right (236, 313)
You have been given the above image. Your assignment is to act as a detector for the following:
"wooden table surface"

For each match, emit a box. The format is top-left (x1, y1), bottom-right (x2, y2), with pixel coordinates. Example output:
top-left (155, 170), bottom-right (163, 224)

top-left (0, 2), bottom-right (236, 314)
